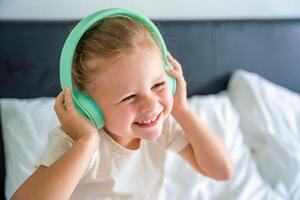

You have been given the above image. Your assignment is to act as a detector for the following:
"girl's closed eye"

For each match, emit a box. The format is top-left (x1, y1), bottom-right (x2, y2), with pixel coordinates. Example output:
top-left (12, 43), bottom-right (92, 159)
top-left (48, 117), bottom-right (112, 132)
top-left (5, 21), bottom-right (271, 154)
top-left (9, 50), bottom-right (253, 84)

top-left (121, 94), bottom-right (136, 102)
top-left (120, 81), bottom-right (165, 103)
top-left (151, 81), bottom-right (165, 90)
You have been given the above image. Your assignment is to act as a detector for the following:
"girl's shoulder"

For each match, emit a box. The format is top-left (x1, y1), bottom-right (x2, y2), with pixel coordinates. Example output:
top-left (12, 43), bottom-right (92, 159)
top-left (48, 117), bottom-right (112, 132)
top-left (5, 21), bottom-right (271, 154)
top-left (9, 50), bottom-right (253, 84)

top-left (47, 126), bottom-right (75, 145)
top-left (160, 115), bottom-right (189, 152)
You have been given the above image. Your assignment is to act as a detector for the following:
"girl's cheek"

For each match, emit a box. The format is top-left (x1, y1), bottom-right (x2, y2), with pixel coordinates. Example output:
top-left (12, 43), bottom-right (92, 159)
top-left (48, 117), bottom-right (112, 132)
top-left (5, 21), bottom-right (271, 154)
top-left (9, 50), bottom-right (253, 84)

top-left (158, 88), bottom-right (173, 112)
top-left (106, 107), bottom-right (135, 131)
top-left (118, 105), bottom-right (137, 120)
top-left (162, 87), bottom-right (173, 103)
top-left (167, 93), bottom-right (173, 109)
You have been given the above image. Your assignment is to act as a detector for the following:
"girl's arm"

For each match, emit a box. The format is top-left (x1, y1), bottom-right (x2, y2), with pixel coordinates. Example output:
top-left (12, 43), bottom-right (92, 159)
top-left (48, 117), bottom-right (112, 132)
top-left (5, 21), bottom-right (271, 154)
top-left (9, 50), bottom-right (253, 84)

top-left (176, 108), bottom-right (233, 180)
top-left (12, 88), bottom-right (100, 199)
top-left (11, 134), bottom-right (98, 200)
top-left (166, 52), bottom-right (233, 180)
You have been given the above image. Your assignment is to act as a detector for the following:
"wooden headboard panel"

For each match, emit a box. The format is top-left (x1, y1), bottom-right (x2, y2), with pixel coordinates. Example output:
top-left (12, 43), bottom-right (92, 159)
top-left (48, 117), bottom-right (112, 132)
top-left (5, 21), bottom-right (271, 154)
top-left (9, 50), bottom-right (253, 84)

top-left (1, 20), bottom-right (300, 99)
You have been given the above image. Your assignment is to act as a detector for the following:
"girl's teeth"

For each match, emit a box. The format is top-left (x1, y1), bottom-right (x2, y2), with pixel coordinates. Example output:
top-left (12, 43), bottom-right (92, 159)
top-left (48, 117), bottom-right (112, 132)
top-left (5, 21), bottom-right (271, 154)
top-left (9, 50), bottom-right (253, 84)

top-left (137, 114), bottom-right (158, 124)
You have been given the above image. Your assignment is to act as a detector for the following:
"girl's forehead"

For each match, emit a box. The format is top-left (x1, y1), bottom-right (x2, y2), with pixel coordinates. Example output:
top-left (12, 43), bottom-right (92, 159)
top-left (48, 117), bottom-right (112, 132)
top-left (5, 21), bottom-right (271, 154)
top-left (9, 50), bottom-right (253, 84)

top-left (97, 47), bottom-right (163, 74)
top-left (91, 49), bottom-right (165, 91)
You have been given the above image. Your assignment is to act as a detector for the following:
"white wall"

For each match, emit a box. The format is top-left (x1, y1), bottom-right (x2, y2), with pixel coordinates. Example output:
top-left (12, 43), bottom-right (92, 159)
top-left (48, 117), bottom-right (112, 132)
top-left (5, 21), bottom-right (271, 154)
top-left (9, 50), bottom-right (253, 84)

top-left (1, 0), bottom-right (300, 20)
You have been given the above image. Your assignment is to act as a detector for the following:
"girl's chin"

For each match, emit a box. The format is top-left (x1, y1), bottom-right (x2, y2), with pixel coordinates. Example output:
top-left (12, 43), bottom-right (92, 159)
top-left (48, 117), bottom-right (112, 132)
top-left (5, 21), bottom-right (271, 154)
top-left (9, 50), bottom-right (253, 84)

top-left (134, 122), bottom-right (164, 141)
top-left (141, 129), bottom-right (162, 141)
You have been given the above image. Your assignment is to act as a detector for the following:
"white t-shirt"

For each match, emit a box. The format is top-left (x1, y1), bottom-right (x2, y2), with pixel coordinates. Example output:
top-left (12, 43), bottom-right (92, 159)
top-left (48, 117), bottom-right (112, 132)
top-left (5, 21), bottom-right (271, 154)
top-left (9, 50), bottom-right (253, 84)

top-left (35, 115), bottom-right (189, 200)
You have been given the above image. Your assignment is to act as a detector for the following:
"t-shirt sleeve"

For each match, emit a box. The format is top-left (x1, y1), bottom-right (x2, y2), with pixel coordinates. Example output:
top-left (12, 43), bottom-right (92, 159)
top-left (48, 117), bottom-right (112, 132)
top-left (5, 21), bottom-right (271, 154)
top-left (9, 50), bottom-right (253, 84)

top-left (35, 127), bottom-right (75, 168)
top-left (161, 115), bottom-right (189, 152)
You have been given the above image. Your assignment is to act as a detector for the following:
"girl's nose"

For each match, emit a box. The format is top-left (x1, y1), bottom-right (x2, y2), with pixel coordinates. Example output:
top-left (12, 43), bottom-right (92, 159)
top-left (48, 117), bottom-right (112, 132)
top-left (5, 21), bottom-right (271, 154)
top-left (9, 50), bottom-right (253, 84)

top-left (140, 95), bottom-right (158, 114)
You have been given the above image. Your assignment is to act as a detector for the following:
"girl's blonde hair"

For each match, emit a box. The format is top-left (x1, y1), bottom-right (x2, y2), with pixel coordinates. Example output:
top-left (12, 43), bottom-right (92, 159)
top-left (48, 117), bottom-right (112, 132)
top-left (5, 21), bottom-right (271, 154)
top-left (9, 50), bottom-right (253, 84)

top-left (72, 16), bottom-right (161, 92)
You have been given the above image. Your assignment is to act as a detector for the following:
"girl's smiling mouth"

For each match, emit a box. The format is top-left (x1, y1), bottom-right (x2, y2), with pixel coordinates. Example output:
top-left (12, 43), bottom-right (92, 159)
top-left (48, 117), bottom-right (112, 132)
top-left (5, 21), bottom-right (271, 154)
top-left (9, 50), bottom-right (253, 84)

top-left (133, 112), bottom-right (162, 128)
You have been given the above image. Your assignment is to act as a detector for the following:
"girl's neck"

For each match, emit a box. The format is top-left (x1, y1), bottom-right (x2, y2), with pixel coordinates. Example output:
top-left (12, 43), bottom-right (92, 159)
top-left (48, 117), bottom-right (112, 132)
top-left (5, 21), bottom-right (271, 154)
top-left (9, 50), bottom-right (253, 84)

top-left (103, 126), bottom-right (141, 150)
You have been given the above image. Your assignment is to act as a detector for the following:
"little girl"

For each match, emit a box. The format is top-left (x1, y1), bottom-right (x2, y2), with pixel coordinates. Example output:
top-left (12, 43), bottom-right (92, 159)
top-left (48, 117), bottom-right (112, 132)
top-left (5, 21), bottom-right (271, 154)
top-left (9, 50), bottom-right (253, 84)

top-left (12, 10), bottom-right (233, 200)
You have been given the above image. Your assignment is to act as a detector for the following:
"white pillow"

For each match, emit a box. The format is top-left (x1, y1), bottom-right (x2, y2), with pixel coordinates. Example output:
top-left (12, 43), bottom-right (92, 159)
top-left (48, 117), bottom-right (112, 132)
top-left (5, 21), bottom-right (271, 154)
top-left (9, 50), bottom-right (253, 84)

top-left (0, 98), bottom-right (58, 199)
top-left (160, 91), bottom-right (285, 200)
top-left (228, 69), bottom-right (300, 198)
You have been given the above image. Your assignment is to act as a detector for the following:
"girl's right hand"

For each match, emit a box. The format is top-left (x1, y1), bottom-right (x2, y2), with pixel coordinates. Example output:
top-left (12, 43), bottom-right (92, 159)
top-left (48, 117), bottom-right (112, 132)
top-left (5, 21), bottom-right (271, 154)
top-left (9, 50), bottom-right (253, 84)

top-left (54, 87), bottom-right (100, 147)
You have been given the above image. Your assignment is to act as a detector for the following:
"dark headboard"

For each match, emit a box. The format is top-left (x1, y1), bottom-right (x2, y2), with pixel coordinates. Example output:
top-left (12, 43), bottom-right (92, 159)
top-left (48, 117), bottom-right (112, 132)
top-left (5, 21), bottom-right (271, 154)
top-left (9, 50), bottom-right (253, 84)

top-left (1, 19), bottom-right (300, 199)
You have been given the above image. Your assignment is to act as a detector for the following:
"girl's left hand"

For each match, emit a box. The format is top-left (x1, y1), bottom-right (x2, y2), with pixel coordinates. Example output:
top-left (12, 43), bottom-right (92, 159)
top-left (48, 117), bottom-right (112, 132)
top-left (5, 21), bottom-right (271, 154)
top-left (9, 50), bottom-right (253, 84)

top-left (166, 52), bottom-right (189, 116)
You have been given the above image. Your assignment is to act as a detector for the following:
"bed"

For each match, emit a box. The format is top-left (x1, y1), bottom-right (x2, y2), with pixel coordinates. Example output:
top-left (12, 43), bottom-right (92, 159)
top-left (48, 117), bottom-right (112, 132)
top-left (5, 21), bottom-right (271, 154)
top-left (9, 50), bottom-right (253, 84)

top-left (1, 19), bottom-right (300, 199)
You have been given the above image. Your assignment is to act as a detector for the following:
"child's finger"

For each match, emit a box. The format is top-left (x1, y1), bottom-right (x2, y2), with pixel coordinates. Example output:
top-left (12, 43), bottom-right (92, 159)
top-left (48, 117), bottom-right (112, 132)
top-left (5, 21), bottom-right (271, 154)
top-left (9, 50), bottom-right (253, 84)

top-left (54, 90), bottom-right (66, 116)
top-left (166, 69), bottom-right (180, 80)
top-left (167, 69), bottom-right (186, 86)
top-left (63, 87), bottom-right (75, 113)
top-left (167, 52), bottom-right (182, 73)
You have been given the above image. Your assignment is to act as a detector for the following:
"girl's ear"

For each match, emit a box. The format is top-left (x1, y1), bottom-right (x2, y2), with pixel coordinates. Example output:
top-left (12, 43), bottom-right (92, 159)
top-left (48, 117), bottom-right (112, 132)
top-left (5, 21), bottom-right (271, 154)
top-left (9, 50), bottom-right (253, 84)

top-left (72, 89), bottom-right (105, 129)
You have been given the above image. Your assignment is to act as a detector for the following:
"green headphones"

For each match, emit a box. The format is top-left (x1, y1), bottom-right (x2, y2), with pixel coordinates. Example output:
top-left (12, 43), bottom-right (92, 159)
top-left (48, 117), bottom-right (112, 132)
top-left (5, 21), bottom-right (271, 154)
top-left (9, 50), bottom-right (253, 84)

top-left (60, 8), bottom-right (177, 129)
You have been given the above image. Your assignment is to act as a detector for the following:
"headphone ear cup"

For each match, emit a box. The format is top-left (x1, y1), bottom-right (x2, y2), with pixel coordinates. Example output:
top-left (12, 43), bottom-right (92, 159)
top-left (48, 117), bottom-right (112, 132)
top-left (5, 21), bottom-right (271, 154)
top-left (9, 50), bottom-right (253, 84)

top-left (167, 74), bottom-right (177, 95)
top-left (72, 89), bottom-right (105, 129)
top-left (164, 58), bottom-right (177, 95)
